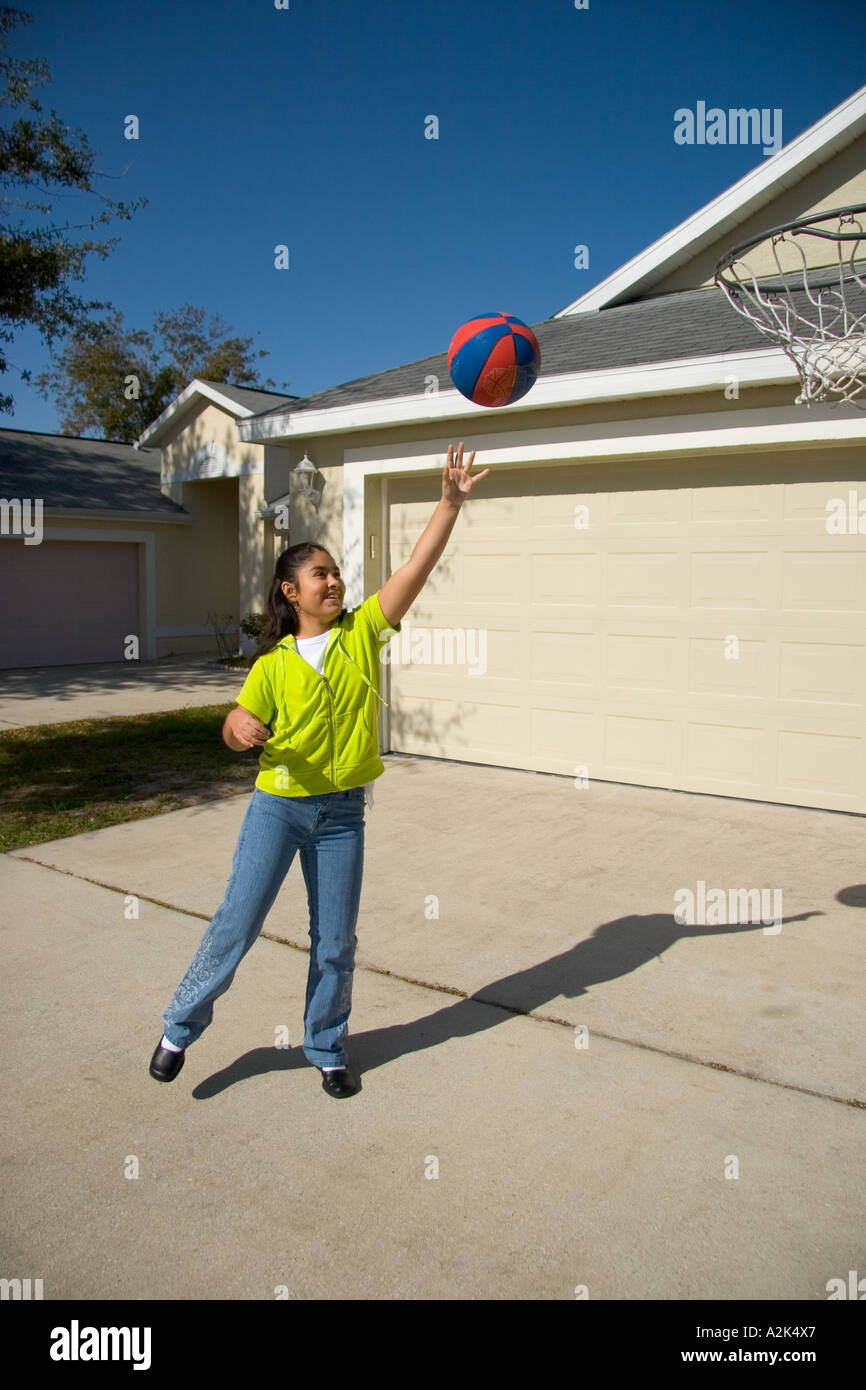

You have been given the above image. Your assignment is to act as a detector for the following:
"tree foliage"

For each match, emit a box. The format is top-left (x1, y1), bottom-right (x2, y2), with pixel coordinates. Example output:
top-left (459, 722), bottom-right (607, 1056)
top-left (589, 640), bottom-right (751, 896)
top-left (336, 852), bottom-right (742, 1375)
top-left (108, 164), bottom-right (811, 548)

top-left (0, 8), bottom-right (290, 438)
top-left (33, 303), bottom-right (288, 439)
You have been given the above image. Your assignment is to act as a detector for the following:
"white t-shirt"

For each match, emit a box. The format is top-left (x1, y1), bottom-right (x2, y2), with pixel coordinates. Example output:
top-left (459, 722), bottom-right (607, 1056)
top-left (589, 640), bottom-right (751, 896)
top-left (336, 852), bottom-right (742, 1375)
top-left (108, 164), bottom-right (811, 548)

top-left (294, 629), bottom-right (375, 809)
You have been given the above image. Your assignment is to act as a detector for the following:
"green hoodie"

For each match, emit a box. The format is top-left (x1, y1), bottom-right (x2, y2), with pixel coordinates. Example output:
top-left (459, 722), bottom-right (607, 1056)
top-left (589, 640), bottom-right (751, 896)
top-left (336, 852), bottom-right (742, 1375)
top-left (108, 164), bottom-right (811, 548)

top-left (234, 589), bottom-right (401, 797)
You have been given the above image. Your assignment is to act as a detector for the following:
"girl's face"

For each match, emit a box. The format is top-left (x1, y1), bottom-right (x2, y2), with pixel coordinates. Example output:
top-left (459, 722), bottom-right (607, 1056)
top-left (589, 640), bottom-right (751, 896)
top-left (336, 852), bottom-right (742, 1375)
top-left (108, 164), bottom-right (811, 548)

top-left (281, 551), bottom-right (345, 624)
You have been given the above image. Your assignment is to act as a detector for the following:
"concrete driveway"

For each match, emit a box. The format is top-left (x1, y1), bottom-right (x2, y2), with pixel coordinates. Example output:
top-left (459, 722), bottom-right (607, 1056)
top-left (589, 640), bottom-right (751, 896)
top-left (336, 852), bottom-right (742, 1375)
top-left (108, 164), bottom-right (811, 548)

top-left (1, 660), bottom-right (864, 1300)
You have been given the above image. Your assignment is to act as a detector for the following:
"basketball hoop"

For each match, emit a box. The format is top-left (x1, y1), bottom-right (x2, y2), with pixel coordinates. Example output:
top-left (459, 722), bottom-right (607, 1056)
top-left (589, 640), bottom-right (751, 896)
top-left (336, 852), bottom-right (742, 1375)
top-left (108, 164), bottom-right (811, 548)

top-left (713, 204), bottom-right (866, 407)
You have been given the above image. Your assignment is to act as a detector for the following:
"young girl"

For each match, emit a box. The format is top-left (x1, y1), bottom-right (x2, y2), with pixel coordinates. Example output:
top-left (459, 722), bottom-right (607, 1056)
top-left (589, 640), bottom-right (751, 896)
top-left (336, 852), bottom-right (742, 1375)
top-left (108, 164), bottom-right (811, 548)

top-left (150, 441), bottom-right (489, 1098)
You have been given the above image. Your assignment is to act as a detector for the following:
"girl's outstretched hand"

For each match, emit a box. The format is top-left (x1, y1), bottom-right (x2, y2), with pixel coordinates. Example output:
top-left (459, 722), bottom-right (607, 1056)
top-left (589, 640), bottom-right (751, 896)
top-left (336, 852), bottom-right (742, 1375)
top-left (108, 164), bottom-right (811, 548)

top-left (442, 441), bottom-right (490, 505)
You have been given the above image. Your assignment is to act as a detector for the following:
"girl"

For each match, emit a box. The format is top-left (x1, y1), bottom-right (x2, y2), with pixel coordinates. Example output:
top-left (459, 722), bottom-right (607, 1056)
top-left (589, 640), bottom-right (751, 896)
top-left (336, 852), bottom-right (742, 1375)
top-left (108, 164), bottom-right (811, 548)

top-left (150, 441), bottom-right (489, 1098)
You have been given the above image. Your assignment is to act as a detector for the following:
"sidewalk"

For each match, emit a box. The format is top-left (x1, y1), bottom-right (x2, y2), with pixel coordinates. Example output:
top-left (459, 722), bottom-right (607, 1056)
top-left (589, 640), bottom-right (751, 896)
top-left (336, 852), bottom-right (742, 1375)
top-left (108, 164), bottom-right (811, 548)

top-left (0, 654), bottom-right (245, 730)
top-left (2, 748), bottom-right (864, 1299)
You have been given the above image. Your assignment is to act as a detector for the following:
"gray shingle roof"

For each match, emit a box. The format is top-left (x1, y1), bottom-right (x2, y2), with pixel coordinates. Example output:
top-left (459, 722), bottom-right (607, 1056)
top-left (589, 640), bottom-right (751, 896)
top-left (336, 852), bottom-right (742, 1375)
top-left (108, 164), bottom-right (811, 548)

top-left (244, 286), bottom-right (775, 422)
top-left (194, 381), bottom-right (298, 413)
top-left (0, 430), bottom-right (188, 515)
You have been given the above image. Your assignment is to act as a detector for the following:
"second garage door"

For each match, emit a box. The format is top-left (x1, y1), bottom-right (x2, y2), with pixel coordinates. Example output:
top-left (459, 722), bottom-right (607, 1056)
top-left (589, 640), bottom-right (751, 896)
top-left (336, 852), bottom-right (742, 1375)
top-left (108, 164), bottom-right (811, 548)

top-left (0, 539), bottom-right (141, 669)
top-left (386, 452), bottom-right (866, 814)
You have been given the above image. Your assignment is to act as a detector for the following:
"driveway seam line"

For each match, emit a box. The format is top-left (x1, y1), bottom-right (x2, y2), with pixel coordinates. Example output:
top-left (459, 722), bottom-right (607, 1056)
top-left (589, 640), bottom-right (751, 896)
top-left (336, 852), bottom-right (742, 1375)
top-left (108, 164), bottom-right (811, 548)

top-left (10, 852), bottom-right (864, 1111)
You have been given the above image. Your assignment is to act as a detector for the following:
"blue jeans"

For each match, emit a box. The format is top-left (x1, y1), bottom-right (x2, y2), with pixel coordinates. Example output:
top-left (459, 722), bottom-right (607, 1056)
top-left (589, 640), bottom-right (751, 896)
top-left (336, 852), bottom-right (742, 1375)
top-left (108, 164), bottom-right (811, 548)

top-left (161, 785), bottom-right (366, 1068)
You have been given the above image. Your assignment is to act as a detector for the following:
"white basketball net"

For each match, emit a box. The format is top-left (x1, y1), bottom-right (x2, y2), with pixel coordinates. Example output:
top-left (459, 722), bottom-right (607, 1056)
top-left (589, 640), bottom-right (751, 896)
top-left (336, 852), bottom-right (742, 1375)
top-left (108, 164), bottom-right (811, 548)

top-left (714, 207), bottom-right (866, 407)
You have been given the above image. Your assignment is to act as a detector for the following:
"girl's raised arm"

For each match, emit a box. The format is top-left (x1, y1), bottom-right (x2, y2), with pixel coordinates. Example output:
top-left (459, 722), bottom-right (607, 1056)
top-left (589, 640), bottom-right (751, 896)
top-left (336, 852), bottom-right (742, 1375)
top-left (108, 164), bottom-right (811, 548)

top-left (379, 441), bottom-right (490, 629)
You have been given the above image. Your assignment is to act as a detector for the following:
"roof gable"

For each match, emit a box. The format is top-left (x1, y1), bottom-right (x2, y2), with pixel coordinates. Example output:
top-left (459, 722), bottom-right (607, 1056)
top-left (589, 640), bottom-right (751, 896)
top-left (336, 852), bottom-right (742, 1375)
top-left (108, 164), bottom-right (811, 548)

top-left (137, 378), bottom-right (298, 447)
top-left (555, 83), bottom-right (866, 316)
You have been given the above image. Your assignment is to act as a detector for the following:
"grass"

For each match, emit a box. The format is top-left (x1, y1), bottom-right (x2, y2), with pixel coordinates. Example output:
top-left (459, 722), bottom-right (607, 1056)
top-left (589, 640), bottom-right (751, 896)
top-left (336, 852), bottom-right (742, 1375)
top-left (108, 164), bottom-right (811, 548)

top-left (0, 704), bottom-right (260, 853)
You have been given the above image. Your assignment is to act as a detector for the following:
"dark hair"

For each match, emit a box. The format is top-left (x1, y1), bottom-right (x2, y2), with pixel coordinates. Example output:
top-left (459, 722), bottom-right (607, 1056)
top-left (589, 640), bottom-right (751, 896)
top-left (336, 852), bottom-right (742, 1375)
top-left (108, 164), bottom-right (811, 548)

top-left (251, 542), bottom-right (346, 662)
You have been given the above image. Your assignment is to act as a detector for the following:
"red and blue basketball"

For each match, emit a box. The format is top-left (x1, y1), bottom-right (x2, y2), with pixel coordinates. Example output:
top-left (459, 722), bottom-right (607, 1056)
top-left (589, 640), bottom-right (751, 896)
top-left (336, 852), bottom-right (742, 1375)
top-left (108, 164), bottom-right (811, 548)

top-left (448, 312), bottom-right (541, 408)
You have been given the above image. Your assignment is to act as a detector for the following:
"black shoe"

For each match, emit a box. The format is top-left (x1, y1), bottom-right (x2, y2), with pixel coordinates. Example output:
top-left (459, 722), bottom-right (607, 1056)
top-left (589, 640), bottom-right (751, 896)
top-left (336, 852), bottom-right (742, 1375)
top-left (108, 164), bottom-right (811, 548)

top-left (318, 1065), bottom-right (360, 1098)
top-left (149, 1038), bottom-right (185, 1082)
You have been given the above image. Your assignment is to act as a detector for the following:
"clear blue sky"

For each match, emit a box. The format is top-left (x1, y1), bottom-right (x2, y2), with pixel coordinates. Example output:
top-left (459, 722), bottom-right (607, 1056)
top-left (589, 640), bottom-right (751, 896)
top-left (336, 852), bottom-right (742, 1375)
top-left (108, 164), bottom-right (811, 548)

top-left (6, 0), bottom-right (866, 437)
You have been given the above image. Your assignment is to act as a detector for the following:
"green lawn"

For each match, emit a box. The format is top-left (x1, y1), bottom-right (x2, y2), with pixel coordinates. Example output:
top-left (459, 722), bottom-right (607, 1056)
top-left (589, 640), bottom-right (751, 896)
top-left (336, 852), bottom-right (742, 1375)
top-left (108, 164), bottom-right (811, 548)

top-left (0, 705), bottom-right (260, 853)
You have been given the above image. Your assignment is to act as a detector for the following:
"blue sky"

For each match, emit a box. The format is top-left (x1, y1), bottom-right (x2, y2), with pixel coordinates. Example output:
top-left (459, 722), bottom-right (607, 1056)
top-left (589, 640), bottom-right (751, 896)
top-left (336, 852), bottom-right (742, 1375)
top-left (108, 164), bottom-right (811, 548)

top-left (5, 0), bottom-right (866, 436)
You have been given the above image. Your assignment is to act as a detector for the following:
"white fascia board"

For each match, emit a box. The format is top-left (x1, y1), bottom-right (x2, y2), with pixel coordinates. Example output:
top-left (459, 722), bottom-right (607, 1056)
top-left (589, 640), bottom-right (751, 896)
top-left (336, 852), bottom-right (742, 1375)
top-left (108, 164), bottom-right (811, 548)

top-left (236, 349), bottom-right (800, 443)
top-left (344, 405), bottom-right (866, 475)
top-left (136, 379), bottom-right (257, 447)
top-left (29, 509), bottom-right (194, 524)
top-left (555, 85), bottom-right (866, 317)
top-left (163, 460), bottom-right (263, 483)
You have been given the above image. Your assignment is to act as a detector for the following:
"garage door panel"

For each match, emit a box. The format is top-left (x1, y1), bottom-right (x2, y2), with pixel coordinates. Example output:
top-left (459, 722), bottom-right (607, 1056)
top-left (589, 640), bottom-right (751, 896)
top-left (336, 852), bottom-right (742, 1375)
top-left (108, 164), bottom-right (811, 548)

top-left (391, 693), bottom-right (524, 762)
top-left (0, 540), bottom-right (140, 668)
top-left (533, 492), bottom-right (609, 530)
top-left (692, 484), bottom-right (780, 525)
top-left (689, 635), bottom-right (767, 698)
top-left (388, 459), bottom-right (866, 812)
top-left (691, 551), bottom-right (776, 609)
top-left (532, 706), bottom-right (595, 769)
top-left (531, 552), bottom-right (600, 605)
top-left (777, 724), bottom-right (863, 799)
top-left (463, 495), bottom-right (522, 529)
top-left (608, 487), bottom-right (687, 528)
top-left (605, 712), bottom-right (680, 776)
top-left (687, 721), bottom-right (766, 789)
top-left (781, 548), bottom-right (866, 611)
top-left (779, 640), bottom-right (864, 706)
top-left (462, 551), bottom-right (521, 603)
top-left (608, 551), bottom-right (682, 607)
top-left (533, 630), bottom-right (596, 684)
top-left (605, 633), bottom-right (678, 691)
top-left (783, 479), bottom-right (854, 526)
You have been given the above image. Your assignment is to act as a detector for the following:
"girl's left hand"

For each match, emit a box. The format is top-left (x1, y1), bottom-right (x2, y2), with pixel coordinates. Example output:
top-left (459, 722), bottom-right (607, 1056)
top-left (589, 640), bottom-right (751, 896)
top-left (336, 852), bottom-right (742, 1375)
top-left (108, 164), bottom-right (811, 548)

top-left (442, 441), bottom-right (490, 505)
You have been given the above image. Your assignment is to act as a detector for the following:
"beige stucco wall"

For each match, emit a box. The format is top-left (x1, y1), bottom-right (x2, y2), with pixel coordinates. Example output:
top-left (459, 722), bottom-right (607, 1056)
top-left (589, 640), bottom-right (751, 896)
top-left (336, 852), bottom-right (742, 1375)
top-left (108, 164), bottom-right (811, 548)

top-left (161, 401), bottom-right (261, 480)
top-left (156, 399), bottom-right (270, 655)
top-left (266, 436), bottom-right (348, 589)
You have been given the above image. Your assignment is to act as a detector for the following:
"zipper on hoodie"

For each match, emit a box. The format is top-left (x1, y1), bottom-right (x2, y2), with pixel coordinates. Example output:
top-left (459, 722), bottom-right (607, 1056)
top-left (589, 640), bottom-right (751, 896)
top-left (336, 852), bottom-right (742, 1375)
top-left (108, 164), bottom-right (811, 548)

top-left (283, 620), bottom-right (390, 789)
top-left (285, 637), bottom-right (337, 788)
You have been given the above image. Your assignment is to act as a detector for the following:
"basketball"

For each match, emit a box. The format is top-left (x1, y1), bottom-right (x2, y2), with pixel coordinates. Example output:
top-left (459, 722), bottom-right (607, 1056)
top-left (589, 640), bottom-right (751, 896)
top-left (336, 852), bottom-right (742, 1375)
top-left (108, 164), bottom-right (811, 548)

top-left (448, 312), bottom-right (541, 408)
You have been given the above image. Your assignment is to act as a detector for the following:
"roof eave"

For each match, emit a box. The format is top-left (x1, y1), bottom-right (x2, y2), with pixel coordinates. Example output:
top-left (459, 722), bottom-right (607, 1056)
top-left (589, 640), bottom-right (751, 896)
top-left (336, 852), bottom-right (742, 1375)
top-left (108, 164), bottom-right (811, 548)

top-left (236, 347), bottom-right (805, 443)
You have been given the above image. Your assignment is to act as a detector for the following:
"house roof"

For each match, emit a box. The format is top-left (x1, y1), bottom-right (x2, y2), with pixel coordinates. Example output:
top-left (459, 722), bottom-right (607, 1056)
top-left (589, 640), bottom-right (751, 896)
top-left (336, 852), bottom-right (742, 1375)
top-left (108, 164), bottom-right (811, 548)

top-left (0, 429), bottom-right (189, 517)
top-left (137, 378), bottom-right (298, 447)
top-left (555, 82), bottom-right (866, 316)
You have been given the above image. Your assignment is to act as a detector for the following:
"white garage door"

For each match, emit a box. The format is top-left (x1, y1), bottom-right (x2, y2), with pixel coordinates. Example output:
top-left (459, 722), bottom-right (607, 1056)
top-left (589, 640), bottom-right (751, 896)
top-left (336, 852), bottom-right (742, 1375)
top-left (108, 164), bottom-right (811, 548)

top-left (0, 540), bottom-right (141, 669)
top-left (387, 454), bottom-right (866, 814)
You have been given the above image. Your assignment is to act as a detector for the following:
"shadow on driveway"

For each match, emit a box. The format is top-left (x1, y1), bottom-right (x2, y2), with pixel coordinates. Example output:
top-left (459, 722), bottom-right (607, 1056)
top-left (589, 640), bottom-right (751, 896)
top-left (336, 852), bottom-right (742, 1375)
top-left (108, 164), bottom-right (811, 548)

top-left (190, 907), bottom-right (822, 1097)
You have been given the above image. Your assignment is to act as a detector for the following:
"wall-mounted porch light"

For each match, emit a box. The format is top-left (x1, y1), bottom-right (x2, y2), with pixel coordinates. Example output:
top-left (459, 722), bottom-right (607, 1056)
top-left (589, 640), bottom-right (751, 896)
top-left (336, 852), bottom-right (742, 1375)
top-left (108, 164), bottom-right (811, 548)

top-left (292, 452), bottom-right (321, 507)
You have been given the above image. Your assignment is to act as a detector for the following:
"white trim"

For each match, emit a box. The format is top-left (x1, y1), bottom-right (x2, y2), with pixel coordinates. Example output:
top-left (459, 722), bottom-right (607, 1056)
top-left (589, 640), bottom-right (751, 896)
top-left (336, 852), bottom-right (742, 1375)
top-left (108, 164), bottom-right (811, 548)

top-left (137, 378), bottom-right (266, 447)
top-left (236, 348), bottom-right (804, 443)
top-left (342, 403), bottom-right (866, 600)
top-left (163, 460), bottom-right (263, 483)
top-left (556, 84), bottom-right (866, 316)
top-left (379, 472), bottom-right (391, 753)
top-left (25, 510), bottom-right (193, 525)
top-left (31, 528), bottom-right (157, 659)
